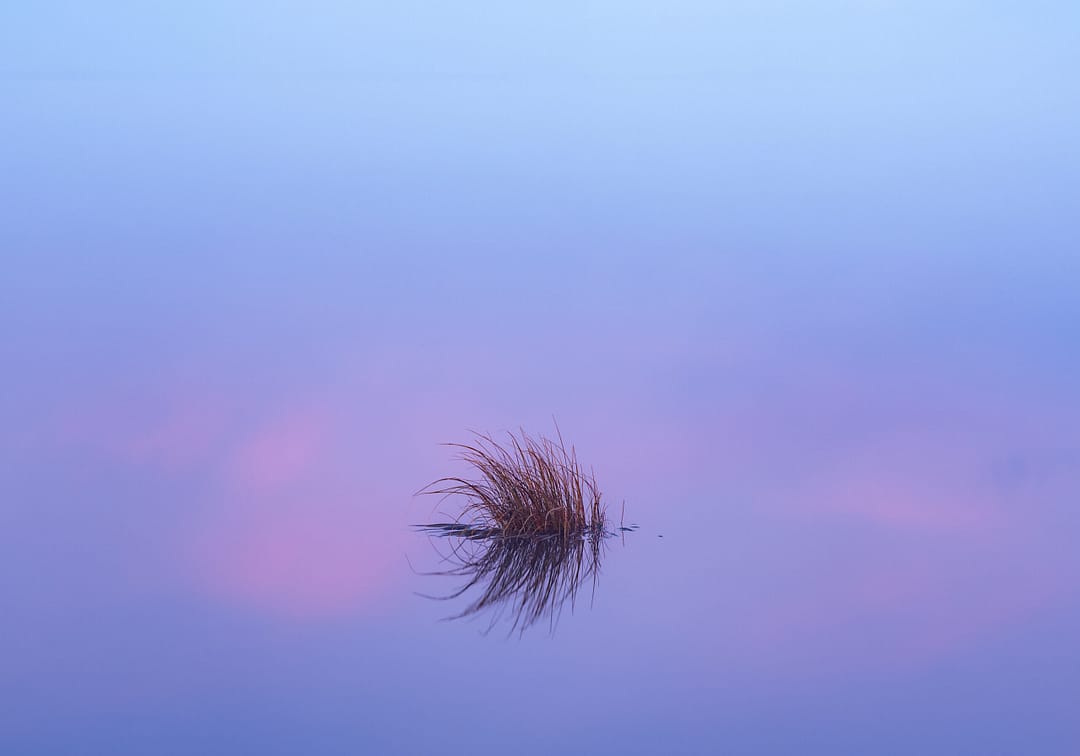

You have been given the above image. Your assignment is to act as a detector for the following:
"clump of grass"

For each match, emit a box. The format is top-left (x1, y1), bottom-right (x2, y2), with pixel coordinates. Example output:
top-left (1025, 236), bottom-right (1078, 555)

top-left (420, 428), bottom-right (606, 537)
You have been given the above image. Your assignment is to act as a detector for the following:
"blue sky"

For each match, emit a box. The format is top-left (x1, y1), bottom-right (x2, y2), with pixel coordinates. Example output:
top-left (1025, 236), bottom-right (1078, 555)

top-left (3, 2), bottom-right (1078, 80)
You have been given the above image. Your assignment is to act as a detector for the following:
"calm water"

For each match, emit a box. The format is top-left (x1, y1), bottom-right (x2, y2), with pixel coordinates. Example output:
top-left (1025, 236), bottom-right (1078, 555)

top-left (4, 5), bottom-right (1080, 753)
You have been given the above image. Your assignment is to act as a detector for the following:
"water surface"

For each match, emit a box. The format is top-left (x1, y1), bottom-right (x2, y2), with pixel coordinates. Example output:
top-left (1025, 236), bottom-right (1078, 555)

top-left (3, 3), bottom-right (1080, 753)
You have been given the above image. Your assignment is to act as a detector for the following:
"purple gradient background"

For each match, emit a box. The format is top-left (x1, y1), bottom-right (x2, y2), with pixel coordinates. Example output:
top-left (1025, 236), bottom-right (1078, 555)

top-left (3, 3), bottom-right (1080, 754)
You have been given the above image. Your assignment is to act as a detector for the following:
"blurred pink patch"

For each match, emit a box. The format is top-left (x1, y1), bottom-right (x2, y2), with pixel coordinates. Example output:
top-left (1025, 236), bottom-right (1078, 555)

top-left (190, 506), bottom-right (396, 619)
top-left (227, 408), bottom-right (329, 491)
top-left (182, 392), bottom-right (414, 620)
top-left (811, 463), bottom-right (998, 531)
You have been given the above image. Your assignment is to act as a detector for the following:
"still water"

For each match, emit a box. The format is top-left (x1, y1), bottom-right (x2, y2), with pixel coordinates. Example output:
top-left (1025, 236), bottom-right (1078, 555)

top-left (2, 70), bottom-right (1079, 754)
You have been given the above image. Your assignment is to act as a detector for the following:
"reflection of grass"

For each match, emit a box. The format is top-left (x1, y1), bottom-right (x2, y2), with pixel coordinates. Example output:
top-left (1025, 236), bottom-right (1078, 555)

top-left (416, 526), bottom-right (605, 635)
top-left (420, 428), bottom-right (606, 537)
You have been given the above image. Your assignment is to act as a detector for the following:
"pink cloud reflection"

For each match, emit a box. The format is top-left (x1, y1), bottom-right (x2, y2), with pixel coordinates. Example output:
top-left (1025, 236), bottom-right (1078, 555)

top-left (226, 407), bottom-right (329, 491)
top-left (186, 399), bottom-right (411, 620)
top-left (188, 503), bottom-right (396, 619)
top-left (52, 376), bottom-right (416, 621)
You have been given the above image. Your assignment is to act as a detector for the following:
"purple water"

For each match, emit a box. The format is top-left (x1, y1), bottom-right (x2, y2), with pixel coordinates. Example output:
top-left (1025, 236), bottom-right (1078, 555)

top-left (3, 5), bottom-right (1080, 751)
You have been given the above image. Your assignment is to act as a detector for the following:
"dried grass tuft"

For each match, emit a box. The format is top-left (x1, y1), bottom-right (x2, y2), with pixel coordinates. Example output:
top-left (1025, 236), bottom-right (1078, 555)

top-left (419, 428), bottom-right (606, 537)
